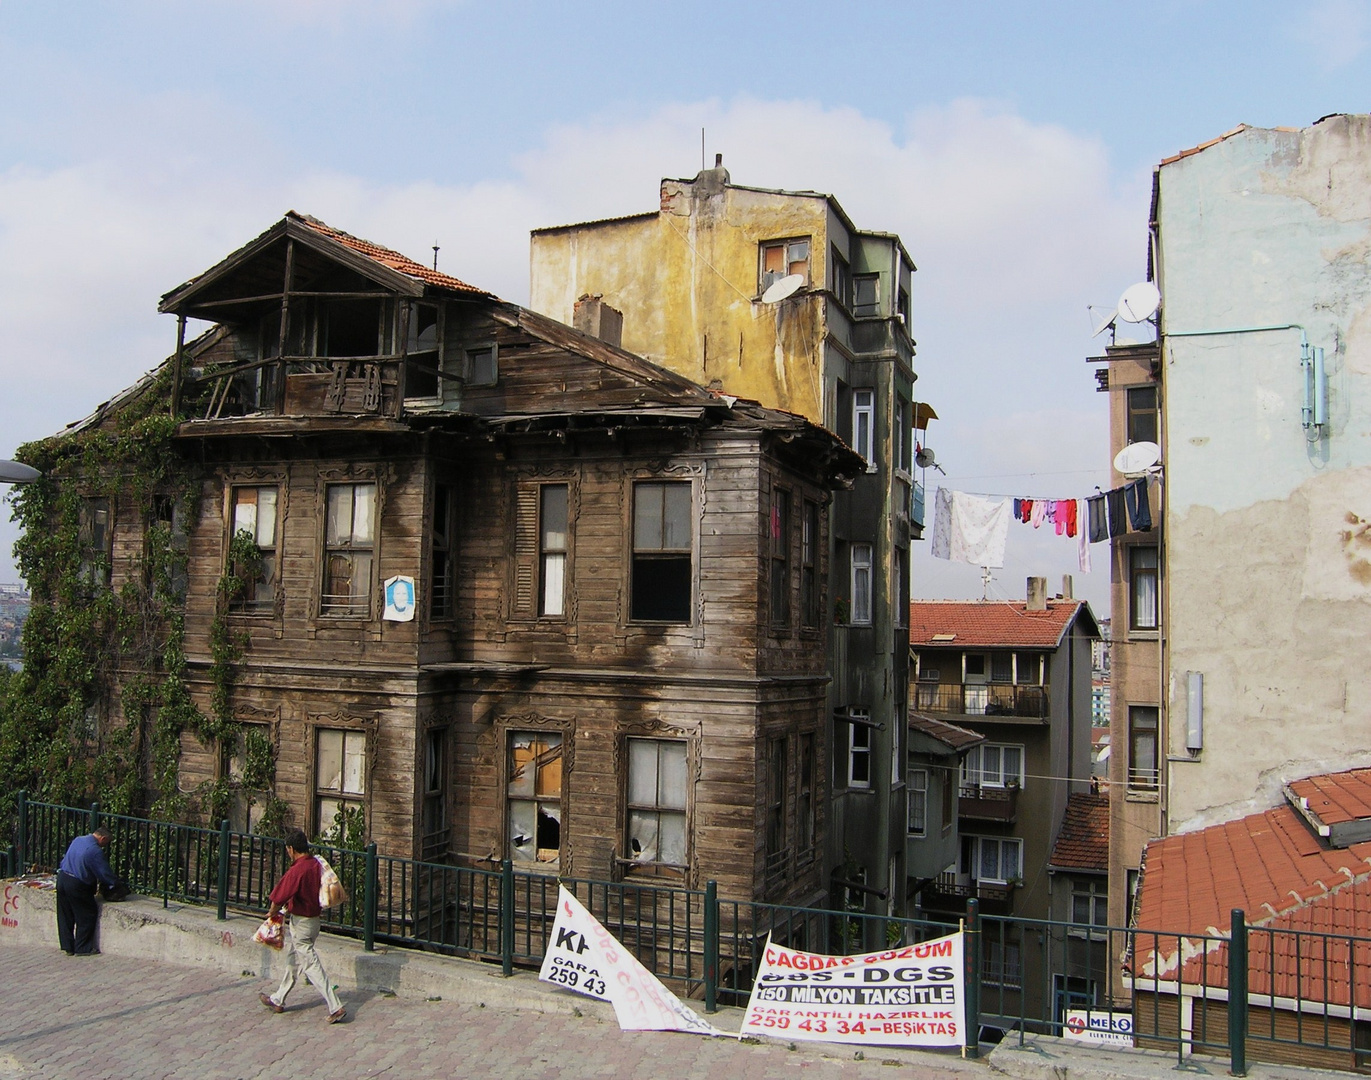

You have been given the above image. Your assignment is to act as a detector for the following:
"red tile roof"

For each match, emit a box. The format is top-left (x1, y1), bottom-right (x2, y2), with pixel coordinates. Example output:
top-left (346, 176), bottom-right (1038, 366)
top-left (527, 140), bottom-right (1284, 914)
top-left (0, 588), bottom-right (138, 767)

top-left (1287, 768), bottom-right (1371, 830)
top-left (1049, 793), bottom-right (1110, 873)
top-left (907, 713), bottom-right (984, 753)
top-left (291, 212), bottom-right (487, 296)
top-left (1158, 123), bottom-right (1302, 167)
top-left (1132, 772), bottom-right (1371, 1007)
top-left (909, 599), bottom-right (1091, 649)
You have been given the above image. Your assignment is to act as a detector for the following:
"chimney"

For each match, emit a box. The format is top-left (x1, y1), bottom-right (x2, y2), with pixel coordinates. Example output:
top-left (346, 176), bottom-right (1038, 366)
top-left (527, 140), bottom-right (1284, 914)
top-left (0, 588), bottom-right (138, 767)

top-left (1026, 576), bottom-right (1048, 612)
top-left (1061, 575), bottom-right (1073, 600)
top-left (573, 294), bottom-right (624, 349)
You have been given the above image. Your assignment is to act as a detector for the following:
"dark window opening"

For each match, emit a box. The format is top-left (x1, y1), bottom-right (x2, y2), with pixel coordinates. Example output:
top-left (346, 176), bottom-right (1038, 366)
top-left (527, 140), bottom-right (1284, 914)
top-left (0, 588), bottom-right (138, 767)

top-left (1127, 385), bottom-right (1158, 445)
top-left (854, 274), bottom-right (880, 317)
top-left (631, 481), bottom-right (692, 622)
top-left (405, 302), bottom-right (441, 399)
top-left (322, 298), bottom-right (384, 358)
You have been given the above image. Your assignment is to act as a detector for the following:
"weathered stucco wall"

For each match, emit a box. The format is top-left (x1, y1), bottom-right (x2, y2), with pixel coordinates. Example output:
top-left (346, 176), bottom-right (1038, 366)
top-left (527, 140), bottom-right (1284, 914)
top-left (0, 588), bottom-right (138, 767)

top-left (530, 178), bottom-right (830, 423)
top-left (1159, 116), bottom-right (1371, 831)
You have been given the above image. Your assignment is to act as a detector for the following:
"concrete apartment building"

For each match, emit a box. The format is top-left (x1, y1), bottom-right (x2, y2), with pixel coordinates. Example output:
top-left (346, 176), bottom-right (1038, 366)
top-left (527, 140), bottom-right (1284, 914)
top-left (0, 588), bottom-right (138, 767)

top-left (1093, 114), bottom-right (1371, 928)
top-left (530, 162), bottom-right (920, 921)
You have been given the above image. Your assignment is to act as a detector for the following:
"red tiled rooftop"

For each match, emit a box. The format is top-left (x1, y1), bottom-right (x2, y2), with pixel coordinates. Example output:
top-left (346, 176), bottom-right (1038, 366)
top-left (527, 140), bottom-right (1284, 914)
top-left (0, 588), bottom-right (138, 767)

top-left (909, 599), bottom-right (1090, 649)
top-left (1049, 793), bottom-right (1109, 873)
top-left (1133, 771), bottom-right (1371, 1006)
top-left (1287, 768), bottom-right (1371, 829)
top-left (292, 212), bottom-right (488, 296)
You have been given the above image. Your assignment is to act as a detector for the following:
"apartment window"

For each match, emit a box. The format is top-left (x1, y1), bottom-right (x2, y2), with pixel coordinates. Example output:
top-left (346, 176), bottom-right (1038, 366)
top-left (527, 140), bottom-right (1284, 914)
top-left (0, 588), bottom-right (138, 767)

top-left (848, 713), bottom-right (872, 789)
top-left (1127, 385), bottom-right (1158, 445)
top-left (897, 287), bottom-right (910, 331)
top-left (894, 398), bottom-right (911, 473)
top-left (422, 728), bottom-right (447, 857)
top-left (1129, 706), bottom-right (1159, 790)
top-left (765, 737), bottom-right (788, 874)
top-left (853, 274), bottom-right (880, 317)
top-left (467, 344), bottom-right (497, 386)
top-left (508, 731), bottom-right (563, 866)
top-left (631, 481), bottom-right (692, 622)
top-left (1071, 880), bottom-right (1108, 929)
top-left (405, 302), bottom-right (441, 400)
top-left (853, 389), bottom-right (875, 467)
top-left (322, 482), bottom-right (376, 616)
top-left (908, 767), bottom-right (928, 837)
top-left (984, 939), bottom-right (1023, 988)
top-left (79, 497), bottom-right (112, 588)
top-left (801, 500), bottom-right (819, 628)
top-left (1015, 652), bottom-right (1042, 684)
top-left (991, 652), bottom-right (1013, 683)
top-left (430, 485), bottom-right (456, 619)
top-left (626, 738), bottom-right (688, 868)
top-left (963, 834), bottom-right (1022, 884)
top-left (796, 733), bottom-right (815, 855)
top-left (230, 486), bottom-right (278, 614)
top-left (962, 743), bottom-right (1025, 789)
top-left (830, 245), bottom-right (852, 308)
top-left (850, 543), bottom-right (873, 625)
top-left (759, 237), bottom-right (810, 292)
top-left (1129, 546), bottom-right (1159, 630)
top-left (315, 728), bottom-right (366, 840)
top-left (539, 484), bottom-right (569, 617)
top-left (769, 488), bottom-right (790, 625)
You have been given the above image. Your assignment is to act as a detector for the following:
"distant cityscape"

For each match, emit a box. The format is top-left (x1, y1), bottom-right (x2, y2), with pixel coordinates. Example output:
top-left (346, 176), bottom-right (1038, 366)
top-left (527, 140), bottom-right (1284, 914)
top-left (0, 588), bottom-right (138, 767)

top-left (0, 583), bottom-right (29, 666)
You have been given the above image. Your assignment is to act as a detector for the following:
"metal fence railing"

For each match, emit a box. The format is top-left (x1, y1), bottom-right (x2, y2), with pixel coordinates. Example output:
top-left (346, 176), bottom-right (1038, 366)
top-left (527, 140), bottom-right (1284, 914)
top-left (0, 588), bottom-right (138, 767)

top-left (8, 792), bottom-right (1371, 1073)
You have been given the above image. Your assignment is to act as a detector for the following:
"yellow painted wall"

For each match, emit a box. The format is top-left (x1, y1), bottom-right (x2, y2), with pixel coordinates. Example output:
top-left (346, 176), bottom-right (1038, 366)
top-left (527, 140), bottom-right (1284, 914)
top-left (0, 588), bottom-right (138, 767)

top-left (530, 180), bottom-right (833, 424)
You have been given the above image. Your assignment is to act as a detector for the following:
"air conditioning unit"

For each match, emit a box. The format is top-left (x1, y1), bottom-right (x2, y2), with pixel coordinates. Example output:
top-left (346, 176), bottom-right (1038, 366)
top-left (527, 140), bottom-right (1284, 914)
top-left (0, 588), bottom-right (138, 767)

top-left (918, 669), bottom-right (940, 682)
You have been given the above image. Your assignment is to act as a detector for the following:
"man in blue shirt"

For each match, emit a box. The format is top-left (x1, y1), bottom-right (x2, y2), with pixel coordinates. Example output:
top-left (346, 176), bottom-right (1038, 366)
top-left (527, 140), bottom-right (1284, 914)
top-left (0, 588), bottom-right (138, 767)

top-left (57, 827), bottom-right (118, 955)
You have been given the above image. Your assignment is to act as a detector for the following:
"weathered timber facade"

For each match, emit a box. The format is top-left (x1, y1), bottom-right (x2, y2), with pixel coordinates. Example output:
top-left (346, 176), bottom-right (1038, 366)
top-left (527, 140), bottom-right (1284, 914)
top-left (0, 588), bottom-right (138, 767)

top-left (58, 213), bottom-right (862, 907)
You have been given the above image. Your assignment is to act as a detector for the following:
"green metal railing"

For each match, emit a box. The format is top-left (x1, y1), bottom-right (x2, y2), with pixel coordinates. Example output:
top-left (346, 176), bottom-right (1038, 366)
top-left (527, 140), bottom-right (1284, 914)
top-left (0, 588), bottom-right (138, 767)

top-left (9, 791), bottom-right (1371, 1071)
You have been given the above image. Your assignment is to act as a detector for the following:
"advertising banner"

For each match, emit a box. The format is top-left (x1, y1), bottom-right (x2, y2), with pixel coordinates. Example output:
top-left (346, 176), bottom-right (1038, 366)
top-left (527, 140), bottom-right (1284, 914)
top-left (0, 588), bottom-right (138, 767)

top-left (740, 933), bottom-right (966, 1048)
top-left (538, 885), bottom-right (723, 1036)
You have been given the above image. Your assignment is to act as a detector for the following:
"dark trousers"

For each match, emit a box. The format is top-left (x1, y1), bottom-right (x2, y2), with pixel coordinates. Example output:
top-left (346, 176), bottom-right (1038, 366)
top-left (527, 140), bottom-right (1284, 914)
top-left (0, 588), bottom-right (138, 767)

top-left (56, 871), bottom-right (99, 955)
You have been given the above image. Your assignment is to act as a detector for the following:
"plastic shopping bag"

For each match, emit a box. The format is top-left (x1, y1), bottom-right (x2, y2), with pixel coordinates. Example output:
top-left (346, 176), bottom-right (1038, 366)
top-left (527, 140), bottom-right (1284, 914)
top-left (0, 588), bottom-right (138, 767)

top-left (253, 911), bottom-right (285, 950)
top-left (316, 855), bottom-right (349, 910)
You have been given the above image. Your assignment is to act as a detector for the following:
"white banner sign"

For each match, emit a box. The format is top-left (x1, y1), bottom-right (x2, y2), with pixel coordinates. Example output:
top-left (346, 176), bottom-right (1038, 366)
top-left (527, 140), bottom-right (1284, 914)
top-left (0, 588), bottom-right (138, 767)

top-left (538, 885), bottom-right (723, 1036)
top-left (1063, 1009), bottom-right (1133, 1048)
top-left (740, 933), bottom-right (966, 1048)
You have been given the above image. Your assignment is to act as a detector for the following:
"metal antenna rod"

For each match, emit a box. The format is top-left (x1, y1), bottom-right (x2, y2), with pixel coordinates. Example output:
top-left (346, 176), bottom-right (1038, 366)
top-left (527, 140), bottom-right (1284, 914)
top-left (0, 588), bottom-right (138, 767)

top-left (432, 242), bottom-right (440, 271)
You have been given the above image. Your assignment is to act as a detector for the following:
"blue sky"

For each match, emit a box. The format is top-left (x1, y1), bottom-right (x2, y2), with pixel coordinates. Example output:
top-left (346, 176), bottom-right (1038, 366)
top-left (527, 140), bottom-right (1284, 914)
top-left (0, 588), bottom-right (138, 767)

top-left (2, 0), bottom-right (1369, 611)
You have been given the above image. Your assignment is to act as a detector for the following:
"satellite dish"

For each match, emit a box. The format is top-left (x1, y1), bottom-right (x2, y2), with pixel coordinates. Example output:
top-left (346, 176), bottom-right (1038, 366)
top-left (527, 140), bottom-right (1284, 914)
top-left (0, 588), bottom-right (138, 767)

top-left (761, 274), bottom-right (805, 304)
top-left (1113, 441), bottom-right (1161, 476)
top-left (915, 447), bottom-right (936, 470)
top-left (0, 460), bottom-right (40, 484)
top-left (1089, 306), bottom-right (1118, 338)
top-left (1117, 282), bottom-right (1161, 323)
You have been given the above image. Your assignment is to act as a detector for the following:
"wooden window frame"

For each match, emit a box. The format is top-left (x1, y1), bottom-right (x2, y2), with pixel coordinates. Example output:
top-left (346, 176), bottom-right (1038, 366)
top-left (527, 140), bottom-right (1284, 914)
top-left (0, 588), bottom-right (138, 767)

top-left (505, 726), bottom-right (567, 871)
top-left (853, 389), bottom-right (875, 470)
top-left (759, 236), bottom-right (811, 293)
top-left (850, 542), bottom-right (873, 625)
top-left (847, 713), bottom-right (872, 789)
top-left (320, 479), bottom-right (378, 619)
top-left (629, 479), bottom-right (694, 625)
top-left (800, 500), bottom-right (820, 629)
top-left (429, 482), bottom-right (457, 621)
top-left (313, 726), bottom-right (368, 840)
top-left (228, 484), bottom-right (280, 616)
top-left (623, 736), bottom-right (690, 876)
top-left (539, 483), bottom-right (569, 618)
top-left (769, 486), bottom-right (791, 627)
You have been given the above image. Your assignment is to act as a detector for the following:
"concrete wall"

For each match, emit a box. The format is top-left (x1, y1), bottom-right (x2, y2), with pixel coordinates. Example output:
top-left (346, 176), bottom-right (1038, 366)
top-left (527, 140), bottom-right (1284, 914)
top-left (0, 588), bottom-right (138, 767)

top-left (1158, 116), bottom-right (1371, 832)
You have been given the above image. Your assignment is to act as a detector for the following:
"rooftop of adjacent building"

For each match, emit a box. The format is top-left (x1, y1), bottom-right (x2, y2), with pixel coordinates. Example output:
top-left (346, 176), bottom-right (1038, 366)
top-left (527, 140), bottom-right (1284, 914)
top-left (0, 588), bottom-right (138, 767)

top-left (1048, 792), bottom-right (1110, 873)
top-left (906, 712), bottom-right (984, 752)
top-left (909, 587), bottom-right (1098, 650)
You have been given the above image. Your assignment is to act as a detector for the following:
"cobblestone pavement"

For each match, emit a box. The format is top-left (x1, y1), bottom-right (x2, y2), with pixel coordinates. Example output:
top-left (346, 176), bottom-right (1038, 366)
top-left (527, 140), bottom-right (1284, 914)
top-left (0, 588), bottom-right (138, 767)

top-left (0, 946), bottom-right (975, 1080)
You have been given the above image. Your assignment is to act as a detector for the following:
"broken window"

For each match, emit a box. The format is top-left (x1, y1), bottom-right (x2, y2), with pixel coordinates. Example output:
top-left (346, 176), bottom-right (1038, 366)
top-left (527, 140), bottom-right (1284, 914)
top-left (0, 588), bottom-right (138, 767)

top-left (79, 497), bottom-right (112, 590)
top-left (626, 738), bottom-right (687, 868)
top-left (801, 500), bottom-right (819, 629)
top-left (226, 722), bottom-right (271, 834)
top-left (423, 728), bottom-right (448, 859)
top-left (539, 484), bottom-right (568, 617)
top-left (321, 298), bottom-right (385, 358)
top-left (405, 302), bottom-right (441, 400)
top-left (853, 274), bottom-right (880, 317)
top-left (430, 484), bottom-right (456, 619)
top-left (315, 728), bottom-right (366, 839)
top-left (322, 482), bottom-right (375, 616)
top-left (769, 487), bottom-right (790, 626)
top-left (631, 481), bottom-right (692, 623)
top-left (759, 237), bottom-right (810, 292)
top-left (508, 731), bottom-right (562, 866)
top-left (230, 486), bottom-right (278, 614)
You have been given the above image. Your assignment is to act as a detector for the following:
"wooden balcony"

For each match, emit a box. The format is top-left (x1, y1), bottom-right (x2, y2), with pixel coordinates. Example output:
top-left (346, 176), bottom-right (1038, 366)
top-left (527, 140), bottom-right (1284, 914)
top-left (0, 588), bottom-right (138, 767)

top-left (913, 681), bottom-right (1048, 721)
top-left (958, 783), bottom-right (1019, 823)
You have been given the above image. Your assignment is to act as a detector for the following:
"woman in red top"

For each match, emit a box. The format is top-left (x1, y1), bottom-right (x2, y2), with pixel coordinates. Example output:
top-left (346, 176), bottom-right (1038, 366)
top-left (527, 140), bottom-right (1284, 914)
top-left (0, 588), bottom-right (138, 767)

top-left (259, 830), bottom-right (345, 1023)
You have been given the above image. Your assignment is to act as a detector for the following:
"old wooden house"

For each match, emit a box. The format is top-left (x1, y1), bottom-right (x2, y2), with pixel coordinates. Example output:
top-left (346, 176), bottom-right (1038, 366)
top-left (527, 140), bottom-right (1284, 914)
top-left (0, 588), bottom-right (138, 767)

top-left (61, 212), bottom-right (862, 907)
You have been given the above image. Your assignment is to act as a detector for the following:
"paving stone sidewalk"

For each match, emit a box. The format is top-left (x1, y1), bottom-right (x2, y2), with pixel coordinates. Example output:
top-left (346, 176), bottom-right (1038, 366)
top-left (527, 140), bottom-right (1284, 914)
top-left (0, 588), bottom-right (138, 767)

top-left (0, 945), bottom-right (975, 1079)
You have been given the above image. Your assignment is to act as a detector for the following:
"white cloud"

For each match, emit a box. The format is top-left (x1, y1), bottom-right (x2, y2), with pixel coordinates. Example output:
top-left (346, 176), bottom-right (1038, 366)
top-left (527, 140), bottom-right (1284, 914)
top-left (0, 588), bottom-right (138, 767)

top-left (0, 95), bottom-right (1144, 610)
top-left (1298, 0), bottom-right (1371, 67)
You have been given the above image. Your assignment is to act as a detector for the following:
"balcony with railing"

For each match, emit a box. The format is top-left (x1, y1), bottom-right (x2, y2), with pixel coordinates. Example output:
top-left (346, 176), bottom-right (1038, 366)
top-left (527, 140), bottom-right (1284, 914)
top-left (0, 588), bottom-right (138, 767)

top-left (913, 681), bottom-right (1049, 720)
top-left (921, 873), bottom-right (1014, 916)
top-left (958, 783), bottom-right (1019, 823)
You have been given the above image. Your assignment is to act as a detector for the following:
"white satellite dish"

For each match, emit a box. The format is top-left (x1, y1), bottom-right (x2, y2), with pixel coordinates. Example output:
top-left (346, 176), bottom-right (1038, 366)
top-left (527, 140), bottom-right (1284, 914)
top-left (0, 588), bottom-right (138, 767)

top-left (1118, 282), bottom-right (1161, 323)
top-left (1113, 441), bottom-right (1161, 476)
top-left (761, 274), bottom-right (805, 304)
top-left (0, 460), bottom-right (40, 484)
